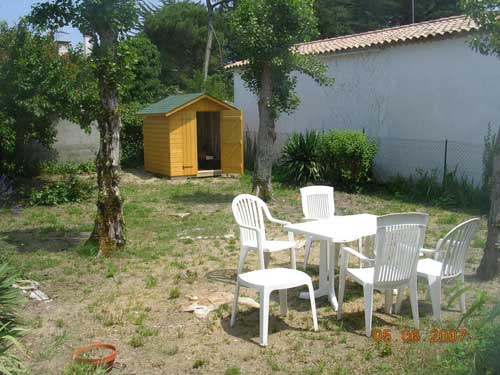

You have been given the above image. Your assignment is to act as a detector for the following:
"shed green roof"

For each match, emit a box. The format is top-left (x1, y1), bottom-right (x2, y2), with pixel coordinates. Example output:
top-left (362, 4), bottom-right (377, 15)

top-left (137, 93), bottom-right (204, 115)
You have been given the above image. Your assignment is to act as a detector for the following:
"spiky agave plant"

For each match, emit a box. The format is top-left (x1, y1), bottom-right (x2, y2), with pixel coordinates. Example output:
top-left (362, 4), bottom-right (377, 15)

top-left (279, 131), bottom-right (324, 186)
top-left (0, 264), bottom-right (26, 374)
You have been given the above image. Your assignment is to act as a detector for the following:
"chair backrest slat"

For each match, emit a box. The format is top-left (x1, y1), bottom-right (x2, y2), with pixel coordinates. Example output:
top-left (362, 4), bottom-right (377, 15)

top-left (438, 218), bottom-right (480, 278)
top-left (374, 213), bottom-right (428, 287)
top-left (300, 186), bottom-right (335, 220)
top-left (232, 194), bottom-right (267, 244)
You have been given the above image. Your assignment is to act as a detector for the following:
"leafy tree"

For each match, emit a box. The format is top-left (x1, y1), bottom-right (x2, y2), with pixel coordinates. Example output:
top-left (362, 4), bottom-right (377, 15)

top-left (143, 1), bottom-right (209, 86)
top-left (203, 0), bottom-right (234, 82)
top-left (314, 0), bottom-right (460, 39)
top-left (230, 0), bottom-right (334, 200)
top-left (460, 0), bottom-right (500, 279)
top-left (182, 70), bottom-right (233, 101)
top-left (30, 0), bottom-right (142, 256)
top-left (143, 0), bottom-right (232, 93)
top-left (120, 34), bottom-right (167, 104)
top-left (0, 21), bottom-right (79, 175)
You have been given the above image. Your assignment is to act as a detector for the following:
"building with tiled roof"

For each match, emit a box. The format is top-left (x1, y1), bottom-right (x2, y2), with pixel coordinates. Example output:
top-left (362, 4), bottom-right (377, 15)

top-left (226, 15), bottom-right (478, 69)
top-left (231, 15), bottom-right (497, 184)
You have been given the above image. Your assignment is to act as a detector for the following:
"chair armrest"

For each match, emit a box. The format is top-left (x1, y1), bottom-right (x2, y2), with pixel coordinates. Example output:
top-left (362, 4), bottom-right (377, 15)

top-left (268, 217), bottom-right (291, 226)
top-left (420, 247), bottom-right (437, 256)
top-left (340, 246), bottom-right (373, 262)
top-left (262, 204), bottom-right (291, 225)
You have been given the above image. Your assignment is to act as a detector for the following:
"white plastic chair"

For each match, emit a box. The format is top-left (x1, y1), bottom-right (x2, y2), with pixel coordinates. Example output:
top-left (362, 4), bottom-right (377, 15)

top-left (337, 213), bottom-right (428, 337)
top-left (232, 194), bottom-right (296, 274)
top-left (230, 268), bottom-right (318, 346)
top-left (415, 218), bottom-right (480, 321)
top-left (300, 186), bottom-right (335, 270)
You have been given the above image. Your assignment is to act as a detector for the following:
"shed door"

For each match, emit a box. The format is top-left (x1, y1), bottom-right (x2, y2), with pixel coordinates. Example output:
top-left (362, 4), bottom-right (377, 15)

top-left (181, 110), bottom-right (198, 176)
top-left (221, 109), bottom-right (243, 174)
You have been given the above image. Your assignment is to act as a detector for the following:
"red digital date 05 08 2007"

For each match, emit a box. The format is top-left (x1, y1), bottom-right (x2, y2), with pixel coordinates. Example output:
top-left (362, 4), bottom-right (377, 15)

top-left (372, 328), bottom-right (467, 343)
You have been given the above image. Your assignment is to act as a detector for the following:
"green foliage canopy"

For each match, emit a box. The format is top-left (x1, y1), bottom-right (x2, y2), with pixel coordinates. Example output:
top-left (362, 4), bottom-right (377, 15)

top-left (461, 0), bottom-right (500, 58)
top-left (229, 0), bottom-right (334, 119)
top-left (0, 21), bottom-right (79, 173)
top-left (119, 34), bottom-right (167, 104)
top-left (315, 0), bottom-right (461, 39)
top-left (143, 1), bottom-right (211, 86)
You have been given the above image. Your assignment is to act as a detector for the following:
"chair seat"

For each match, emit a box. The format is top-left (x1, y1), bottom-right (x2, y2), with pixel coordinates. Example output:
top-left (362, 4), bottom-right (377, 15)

top-left (238, 268), bottom-right (311, 290)
top-left (417, 258), bottom-right (442, 277)
top-left (243, 240), bottom-right (296, 252)
top-left (347, 267), bottom-right (374, 285)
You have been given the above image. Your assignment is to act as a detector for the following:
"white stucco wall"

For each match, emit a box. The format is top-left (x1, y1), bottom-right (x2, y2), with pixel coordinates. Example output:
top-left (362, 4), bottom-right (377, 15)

top-left (234, 35), bottom-right (500, 184)
top-left (25, 120), bottom-right (99, 163)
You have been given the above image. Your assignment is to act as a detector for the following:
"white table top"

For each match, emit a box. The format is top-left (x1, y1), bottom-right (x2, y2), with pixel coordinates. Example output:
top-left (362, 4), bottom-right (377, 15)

top-left (284, 214), bottom-right (377, 243)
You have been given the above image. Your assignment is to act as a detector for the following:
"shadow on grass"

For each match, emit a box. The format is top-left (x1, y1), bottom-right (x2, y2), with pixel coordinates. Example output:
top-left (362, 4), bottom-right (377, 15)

top-left (0, 227), bottom-right (89, 253)
top-left (170, 191), bottom-right (234, 204)
top-left (220, 308), bottom-right (315, 347)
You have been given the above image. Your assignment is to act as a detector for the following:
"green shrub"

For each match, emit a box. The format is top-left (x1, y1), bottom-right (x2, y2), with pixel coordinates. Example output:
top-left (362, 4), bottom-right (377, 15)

top-left (279, 131), bottom-right (323, 186)
top-left (321, 130), bottom-right (377, 191)
top-left (0, 176), bottom-right (13, 207)
top-left (121, 103), bottom-right (144, 168)
top-left (182, 71), bottom-right (234, 102)
top-left (40, 161), bottom-right (96, 176)
top-left (65, 362), bottom-right (108, 375)
top-left (382, 168), bottom-right (488, 210)
top-left (439, 290), bottom-right (500, 374)
top-left (0, 264), bottom-right (26, 374)
top-left (29, 175), bottom-right (94, 206)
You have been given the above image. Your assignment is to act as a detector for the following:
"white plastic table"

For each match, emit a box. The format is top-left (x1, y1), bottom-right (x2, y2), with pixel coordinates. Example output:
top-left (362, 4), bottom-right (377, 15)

top-left (284, 214), bottom-right (377, 311)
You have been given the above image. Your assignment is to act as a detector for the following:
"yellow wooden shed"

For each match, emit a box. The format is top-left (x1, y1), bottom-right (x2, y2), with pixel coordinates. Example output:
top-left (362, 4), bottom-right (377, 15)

top-left (138, 93), bottom-right (243, 178)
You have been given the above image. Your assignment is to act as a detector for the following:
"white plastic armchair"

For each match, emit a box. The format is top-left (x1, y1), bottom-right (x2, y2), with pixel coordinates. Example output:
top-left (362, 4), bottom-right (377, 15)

top-left (415, 218), bottom-right (480, 321)
top-left (337, 213), bottom-right (428, 337)
top-left (300, 186), bottom-right (335, 269)
top-left (232, 194), bottom-right (297, 274)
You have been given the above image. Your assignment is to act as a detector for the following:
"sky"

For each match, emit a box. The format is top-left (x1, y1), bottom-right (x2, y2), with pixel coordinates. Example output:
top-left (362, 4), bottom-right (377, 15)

top-left (0, 0), bottom-right (163, 45)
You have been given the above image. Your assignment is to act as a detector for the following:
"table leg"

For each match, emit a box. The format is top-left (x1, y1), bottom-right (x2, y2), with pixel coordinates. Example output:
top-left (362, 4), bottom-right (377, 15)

top-left (299, 239), bottom-right (330, 299)
top-left (328, 241), bottom-right (338, 311)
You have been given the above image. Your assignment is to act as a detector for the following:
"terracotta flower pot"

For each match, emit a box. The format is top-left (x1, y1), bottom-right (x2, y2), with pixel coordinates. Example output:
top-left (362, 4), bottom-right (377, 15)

top-left (73, 342), bottom-right (117, 371)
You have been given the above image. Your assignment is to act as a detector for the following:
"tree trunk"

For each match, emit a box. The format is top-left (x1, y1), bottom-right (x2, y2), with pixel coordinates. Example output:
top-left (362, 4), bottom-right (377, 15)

top-left (89, 32), bottom-right (125, 256)
top-left (203, 0), bottom-right (214, 83)
top-left (477, 129), bottom-right (500, 279)
top-left (253, 63), bottom-right (275, 201)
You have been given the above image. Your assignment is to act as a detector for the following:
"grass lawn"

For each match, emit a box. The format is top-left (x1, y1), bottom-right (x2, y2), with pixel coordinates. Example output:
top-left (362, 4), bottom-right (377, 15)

top-left (0, 171), bottom-right (497, 374)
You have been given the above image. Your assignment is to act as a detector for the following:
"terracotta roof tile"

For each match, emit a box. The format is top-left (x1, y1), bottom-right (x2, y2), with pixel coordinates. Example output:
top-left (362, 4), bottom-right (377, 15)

top-left (225, 15), bottom-right (477, 69)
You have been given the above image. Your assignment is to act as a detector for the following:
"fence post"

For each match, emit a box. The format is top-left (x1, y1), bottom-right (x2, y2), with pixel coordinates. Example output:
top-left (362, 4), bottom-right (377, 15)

top-left (443, 139), bottom-right (448, 188)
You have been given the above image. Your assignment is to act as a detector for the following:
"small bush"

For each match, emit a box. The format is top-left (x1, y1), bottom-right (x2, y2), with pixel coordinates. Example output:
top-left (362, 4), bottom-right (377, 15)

top-left (192, 358), bottom-right (207, 369)
top-left (382, 169), bottom-right (488, 210)
top-left (65, 362), bottom-right (108, 375)
top-left (169, 287), bottom-right (181, 299)
top-left (0, 175), bottom-right (13, 207)
top-left (279, 131), bottom-right (323, 186)
top-left (225, 366), bottom-right (242, 375)
top-left (40, 161), bottom-right (96, 176)
top-left (129, 335), bottom-right (144, 348)
top-left (0, 264), bottom-right (26, 374)
top-left (29, 175), bottom-right (94, 206)
top-left (121, 103), bottom-right (144, 168)
top-left (321, 130), bottom-right (377, 191)
top-left (440, 291), bottom-right (500, 374)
